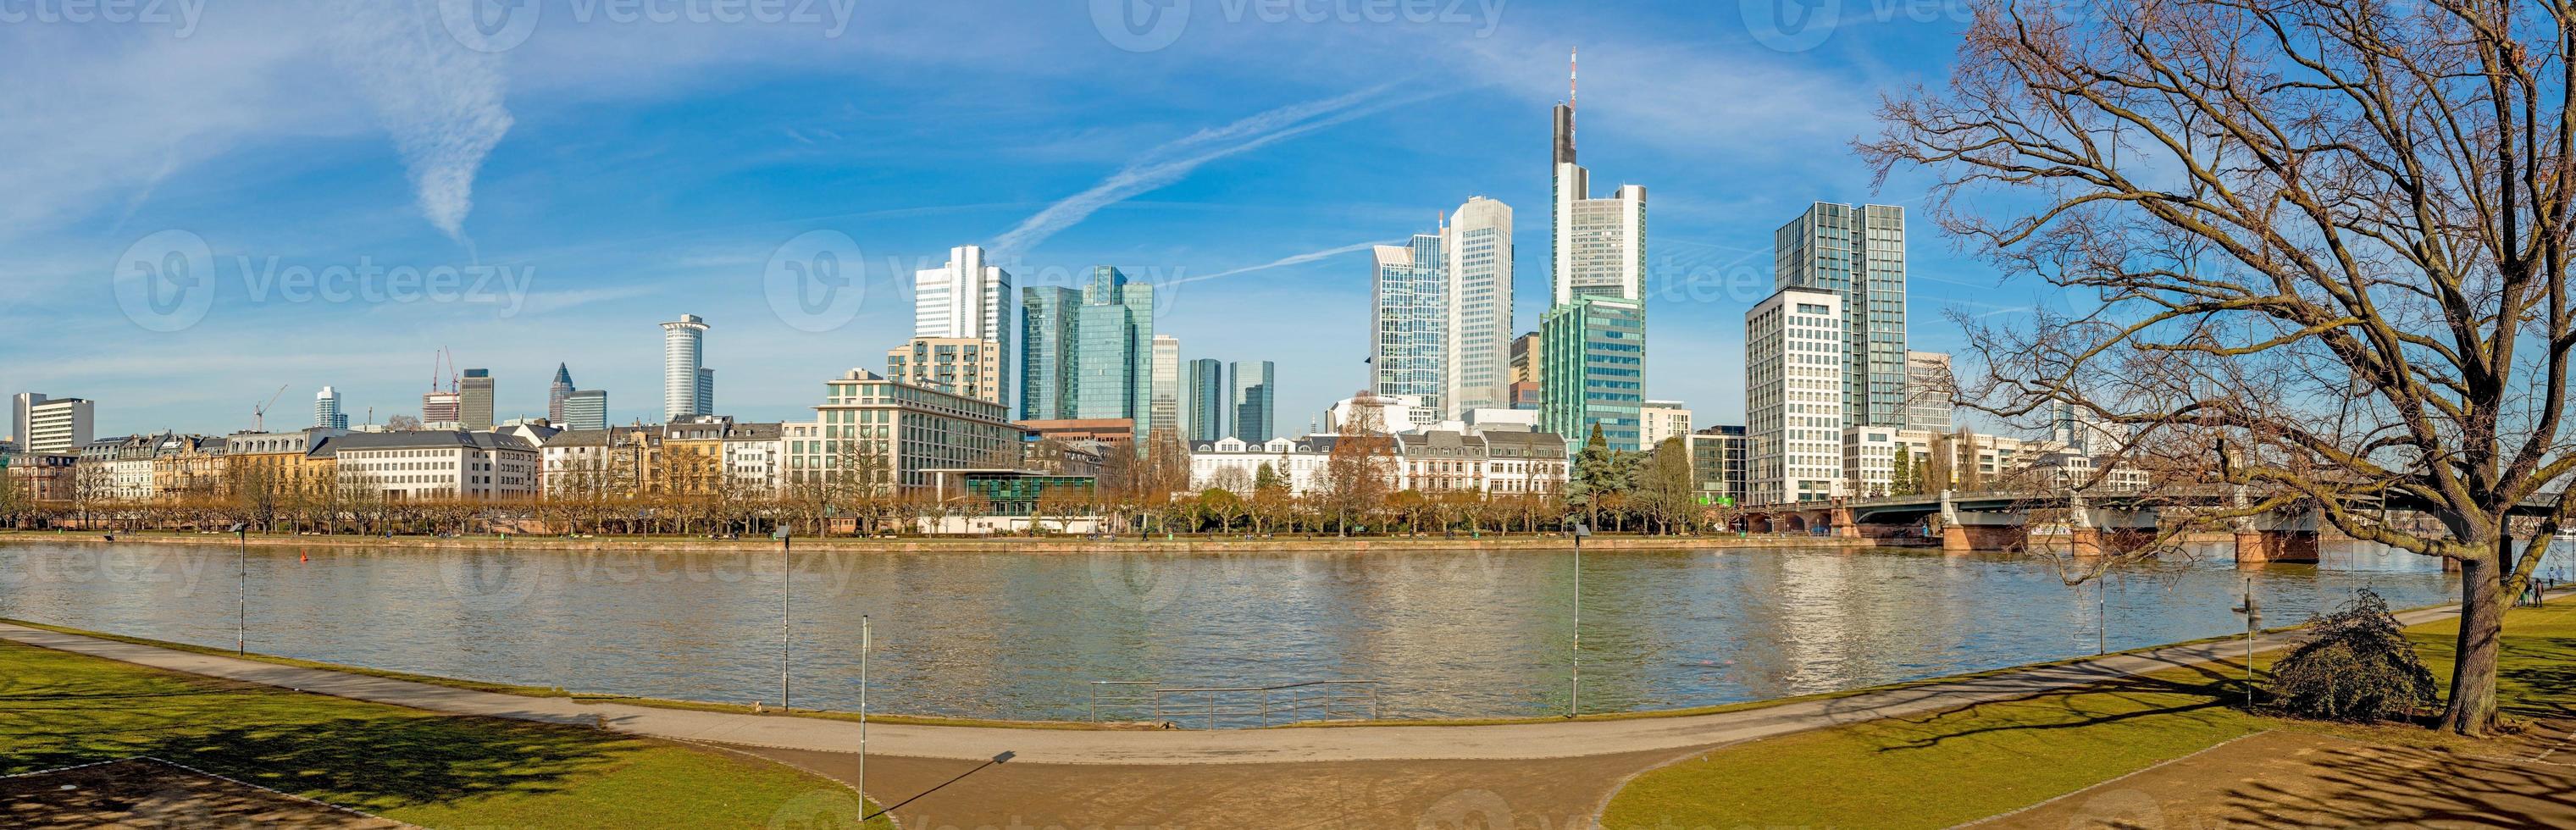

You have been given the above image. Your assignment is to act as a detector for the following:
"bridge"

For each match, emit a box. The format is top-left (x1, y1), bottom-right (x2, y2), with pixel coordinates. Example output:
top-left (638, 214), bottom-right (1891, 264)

top-left (1732, 489), bottom-right (2562, 564)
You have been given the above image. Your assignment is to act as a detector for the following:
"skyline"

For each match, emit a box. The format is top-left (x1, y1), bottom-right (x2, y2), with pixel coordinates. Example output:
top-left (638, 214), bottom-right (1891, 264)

top-left (0, 2), bottom-right (2044, 439)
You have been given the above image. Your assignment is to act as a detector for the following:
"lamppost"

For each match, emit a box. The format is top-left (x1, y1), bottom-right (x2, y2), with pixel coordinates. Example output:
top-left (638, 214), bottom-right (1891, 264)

top-left (773, 524), bottom-right (791, 711)
top-left (2231, 578), bottom-right (2261, 709)
top-left (858, 613), bottom-right (871, 817)
top-left (1567, 519), bottom-right (1593, 718)
top-left (229, 523), bottom-right (247, 656)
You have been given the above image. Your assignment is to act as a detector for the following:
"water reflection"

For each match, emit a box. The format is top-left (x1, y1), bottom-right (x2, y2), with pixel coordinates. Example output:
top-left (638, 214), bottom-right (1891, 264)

top-left (0, 540), bottom-right (2548, 722)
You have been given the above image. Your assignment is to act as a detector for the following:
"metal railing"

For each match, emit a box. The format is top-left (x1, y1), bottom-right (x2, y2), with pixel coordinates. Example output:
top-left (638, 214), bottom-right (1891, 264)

top-left (1089, 679), bottom-right (1380, 728)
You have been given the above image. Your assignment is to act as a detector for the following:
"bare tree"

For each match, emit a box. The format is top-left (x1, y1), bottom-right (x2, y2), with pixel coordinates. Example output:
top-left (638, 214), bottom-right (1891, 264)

top-left (1864, 0), bottom-right (2576, 734)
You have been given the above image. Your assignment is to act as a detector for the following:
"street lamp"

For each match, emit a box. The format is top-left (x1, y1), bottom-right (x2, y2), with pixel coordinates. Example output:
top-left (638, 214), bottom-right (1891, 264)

top-left (773, 524), bottom-right (792, 712)
top-left (2231, 578), bottom-right (2261, 710)
top-left (1567, 519), bottom-right (1593, 718)
top-left (229, 523), bottom-right (247, 656)
top-left (858, 613), bottom-right (872, 818)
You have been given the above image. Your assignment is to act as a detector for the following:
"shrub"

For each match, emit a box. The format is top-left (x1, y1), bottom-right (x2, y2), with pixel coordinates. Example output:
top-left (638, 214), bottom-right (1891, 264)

top-left (2265, 589), bottom-right (2440, 722)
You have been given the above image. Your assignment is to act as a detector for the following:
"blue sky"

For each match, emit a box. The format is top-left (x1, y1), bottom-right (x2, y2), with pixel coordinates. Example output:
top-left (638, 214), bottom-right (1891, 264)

top-left (0, 0), bottom-right (2060, 439)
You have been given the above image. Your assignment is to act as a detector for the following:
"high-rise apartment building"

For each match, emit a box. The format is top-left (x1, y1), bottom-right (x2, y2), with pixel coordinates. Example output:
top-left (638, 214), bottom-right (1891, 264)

top-left (548, 364), bottom-right (575, 423)
top-left (1639, 400), bottom-right (1692, 449)
top-left (314, 386), bottom-right (349, 430)
top-left (915, 245), bottom-right (1015, 409)
top-left (885, 337), bottom-right (1004, 404)
top-left (562, 390), bottom-right (608, 431)
top-left (1748, 286), bottom-right (1847, 503)
top-left (1230, 360), bottom-right (1277, 443)
top-left (12, 393), bottom-right (94, 454)
top-left (1538, 296), bottom-right (1645, 451)
top-left (1150, 335), bottom-right (1180, 439)
top-left (1776, 202), bottom-right (1909, 429)
top-left (1183, 357), bottom-right (1226, 442)
top-left (1905, 351), bottom-right (1954, 431)
top-left (662, 313), bottom-right (710, 419)
top-left (459, 368), bottom-right (496, 430)
top-left (1372, 233), bottom-right (1449, 416)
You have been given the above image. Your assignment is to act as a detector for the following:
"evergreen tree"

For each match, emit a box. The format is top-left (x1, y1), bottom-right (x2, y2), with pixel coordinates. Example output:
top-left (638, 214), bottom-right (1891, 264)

top-left (1891, 445), bottom-right (1914, 495)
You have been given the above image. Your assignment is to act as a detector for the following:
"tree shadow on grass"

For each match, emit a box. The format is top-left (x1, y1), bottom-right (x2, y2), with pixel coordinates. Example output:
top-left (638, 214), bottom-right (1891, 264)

top-left (1863, 671), bottom-right (2248, 753)
top-left (2219, 739), bottom-right (2576, 827)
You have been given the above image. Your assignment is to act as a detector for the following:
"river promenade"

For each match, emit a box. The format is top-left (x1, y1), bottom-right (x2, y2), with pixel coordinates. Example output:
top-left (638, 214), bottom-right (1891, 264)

top-left (0, 528), bottom-right (1927, 554)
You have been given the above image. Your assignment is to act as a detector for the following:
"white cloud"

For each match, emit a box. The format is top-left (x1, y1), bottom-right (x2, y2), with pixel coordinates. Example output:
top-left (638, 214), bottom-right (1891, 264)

top-left (327, 0), bottom-right (514, 246)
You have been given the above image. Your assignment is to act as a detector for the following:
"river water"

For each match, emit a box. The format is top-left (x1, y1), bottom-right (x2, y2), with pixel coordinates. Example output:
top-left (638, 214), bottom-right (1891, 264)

top-left (3, 540), bottom-right (2558, 722)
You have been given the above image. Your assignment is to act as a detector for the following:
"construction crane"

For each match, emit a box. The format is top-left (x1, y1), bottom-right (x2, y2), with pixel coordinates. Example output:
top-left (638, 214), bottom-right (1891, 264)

top-left (252, 385), bottom-right (289, 432)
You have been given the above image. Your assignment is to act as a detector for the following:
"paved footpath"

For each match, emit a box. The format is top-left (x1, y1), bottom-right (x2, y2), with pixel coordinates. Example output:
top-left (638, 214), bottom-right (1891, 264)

top-left (0, 597), bottom-right (2512, 767)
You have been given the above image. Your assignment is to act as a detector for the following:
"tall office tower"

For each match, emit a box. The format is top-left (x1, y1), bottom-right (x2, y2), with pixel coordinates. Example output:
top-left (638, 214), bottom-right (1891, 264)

top-left (1551, 51), bottom-right (1647, 304)
top-left (548, 364), bottom-right (574, 422)
top-left (1074, 267), bottom-right (1156, 440)
top-left (458, 368), bottom-right (495, 430)
top-left (662, 313), bottom-right (710, 419)
top-left (12, 393), bottom-right (94, 454)
top-left (1776, 202), bottom-right (1909, 428)
top-left (697, 368), bottom-right (716, 416)
top-left (1748, 286), bottom-right (1848, 504)
top-left (562, 390), bottom-right (609, 431)
top-left (1183, 357), bottom-right (1227, 442)
top-left (1019, 286), bottom-right (1078, 420)
top-left (1372, 232), bottom-right (1449, 417)
top-left (886, 337), bottom-right (1004, 403)
top-left (1639, 400), bottom-right (1692, 448)
top-left (1446, 196), bottom-right (1515, 413)
top-left (1538, 296), bottom-right (1645, 451)
top-left (314, 386), bottom-right (349, 430)
top-left (1150, 335), bottom-right (1181, 438)
top-left (1230, 361), bottom-right (1277, 443)
top-left (1904, 351), bottom-right (1954, 431)
top-left (915, 245), bottom-right (1016, 409)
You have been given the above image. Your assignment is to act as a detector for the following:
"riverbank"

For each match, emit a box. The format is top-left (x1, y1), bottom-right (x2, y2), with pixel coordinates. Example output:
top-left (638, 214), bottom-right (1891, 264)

top-left (0, 528), bottom-right (1928, 553)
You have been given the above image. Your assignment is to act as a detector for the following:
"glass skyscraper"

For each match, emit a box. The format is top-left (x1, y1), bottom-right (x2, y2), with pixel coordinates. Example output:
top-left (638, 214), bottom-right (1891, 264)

top-left (1538, 296), bottom-right (1645, 451)
top-left (1021, 267), bottom-right (1156, 440)
top-left (1372, 233), bottom-right (1448, 415)
top-left (1184, 357), bottom-right (1226, 442)
top-left (1020, 287), bottom-right (1077, 420)
top-left (1776, 202), bottom-right (1908, 429)
top-left (1230, 360), bottom-right (1276, 443)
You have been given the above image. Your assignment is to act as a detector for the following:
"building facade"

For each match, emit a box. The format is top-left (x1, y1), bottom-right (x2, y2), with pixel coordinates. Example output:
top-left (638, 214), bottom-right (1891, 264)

top-left (886, 336), bottom-right (1005, 405)
top-left (548, 364), bottom-right (575, 423)
top-left (333, 431), bottom-right (540, 501)
top-left (1183, 357), bottom-right (1226, 442)
top-left (1904, 351), bottom-right (1954, 431)
top-left (314, 386), bottom-right (349, 430)
top-left (562, 390), bottom-right (607, 431)
top-left (1021, 267), bottom-right (1155, 441)
top-left (662, 313), bottom-right (711, 419)
top-left (1150, 335), bottom-right (1180, 439)
top-left (1538, 296), bottom-right (1646, 451)
top-left (1446, 196), bottom-right (1515, 414)
top-left (14, 394), bottom-right (95, 455)
top-left (1690, 425), bottom-right (1748, 507)
top-left (915, 245), bottom-right (1015, 409)
top-left (1372, 233), bottom-right (1449, 416)
top-left (1776, 202), bottom-right (1909, 429)
top-left (1230, 360), bottom-right (1277, 443)
top-left (1639, 400), bottom-right (1692, 449)
top-left (792, 368), bottom-right (1019, 495)
top-left (1748, 286), bottom-right (1847, 503)
top-left (459, 368), bottom-right (496, 430)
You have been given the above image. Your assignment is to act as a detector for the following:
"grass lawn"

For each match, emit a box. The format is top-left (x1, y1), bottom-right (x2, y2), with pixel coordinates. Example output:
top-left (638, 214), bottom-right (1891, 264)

top-left (0, 639), bottom-right (891, 828)
top-left (1603, 599), bottom-right (2576, 829)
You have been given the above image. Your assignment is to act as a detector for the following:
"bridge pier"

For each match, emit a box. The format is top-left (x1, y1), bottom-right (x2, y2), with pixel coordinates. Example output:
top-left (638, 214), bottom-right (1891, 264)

top-left (2234, 510), bottom-right (2321, 565)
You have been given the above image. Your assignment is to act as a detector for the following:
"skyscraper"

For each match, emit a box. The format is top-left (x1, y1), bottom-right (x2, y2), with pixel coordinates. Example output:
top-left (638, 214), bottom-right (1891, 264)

top-left (1184, 357), bottom-right (1226, 442)
top-left (1231, 360), bottom-right (1277, 443)
top-left (1904, 351), bottom-right (1953, 432)
top-left (1150, 335), bottom-right (1180, 439)
top-left (1551, 51), bottom-right (1647, 304)
top-left (1748, 286), bottom-right (1847, 503)
top-left (548, 363), bottom-right (574, 423)
top-left (1022, 267), bottom-right (1156, 440)
top-left (886, 337), bottom-right (1003, 403)
top-left (1446, 196), bottom-right (1514, 413)
top-left (1372, 233), bottom-right (1449, 416)
top-left (1776, 202), bottom-right (1908, 429)
top-left (1019, 286), bottom-right (1077, 421)
top-left (662, 313), bottom-right (710, 420)
top-left (915, 245), bottom-right (1016, 409)
top-left (562, 390), bottom-right (608, 431)
top-left (1538, 296), bottom-right (1645, 451)
top-left (314, 386), bottom-right (348, 430)
top-left (459, 368), bottom-right (495, 430)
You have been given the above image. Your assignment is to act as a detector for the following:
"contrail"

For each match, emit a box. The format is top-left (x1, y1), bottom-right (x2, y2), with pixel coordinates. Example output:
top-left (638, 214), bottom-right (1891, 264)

top-left (330, 0), bottom-right (514, 246)
top-left (991, 84), bottom-right (1422, 257)
top-left (1172, 239), bottom-right (1399, 285)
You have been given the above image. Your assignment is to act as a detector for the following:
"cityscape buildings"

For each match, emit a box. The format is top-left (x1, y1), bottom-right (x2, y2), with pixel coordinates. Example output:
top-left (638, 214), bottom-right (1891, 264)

top-left (885, 337), bottom-right (1005, 404)
top-left (915, 245), bottom-right (1015, 408)
top-left (548, 364), bottom-right (575, 423)
top-left (662, 313), bottom-right (712, 419)
top-left (459, 368), bottom-right (496, 431)
top-left (313, 386), bottom-right (348, 430)
top-left (1230, 360), bottom-right (1277, 443)
top-left (793, 368), bottom-right (1018, 494)
top-left (1905, 351), bottom-right (1955, 432)
top-left (1022, 266), bottom-right (1159, 443)
top-left (562, 390), bottom-right (609, 431)
top-left (1639, 400), bottom-right (1692, 448)
top-left (1183, 357), bottom-right (1226, 442)
top-left (1537, 295), bottom-right (1646, 451)
top-left (13, 393), bottom-right (95, 455)
top-left (1372, 232), bottom-right (1448, 416)
top-left (1747, 285), bottom-right (1847, 503)
top-left (1150, 335), bottom-right (1180, 439)
top-left (1776, 202), bottom-right (1910, 429)
top-left (1445, 196), bottom-right (1515, 414)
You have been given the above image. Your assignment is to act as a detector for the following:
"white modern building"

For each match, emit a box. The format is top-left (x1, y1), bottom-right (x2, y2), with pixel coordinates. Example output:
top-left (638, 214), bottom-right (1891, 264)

top-left (313, 387), bottom-right (349, 430)
top-left (915, 245), bottom-right (1015, 409)
top-left (1639, 400), bottom-right (1692, 449)
top-left (1905, 351), bottom-right (1954, 431)
top-left (662, 313), bottom-right (712, 419)
top-left (1446, 196), bottom-right (1515, 414)
top-left (332, 431), bottom-right (540, 501)
top-left (13, 394), bottom-right (95, 455)
top-left (1187, 435), bottom-right (1335, 495)
top-left (790, 368), bottom-right (1019, 495)
top-left (1187, 430), bottom-right (1568, 497)
top-left (1150, 335), bottom-right (1181, 438)
top-left (1748, 286), bottom-right (1847, 504)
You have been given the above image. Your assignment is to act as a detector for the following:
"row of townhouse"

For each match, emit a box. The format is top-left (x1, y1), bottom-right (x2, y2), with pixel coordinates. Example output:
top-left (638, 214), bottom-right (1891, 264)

top-left (1186, 429), bottom-right (1570, 497)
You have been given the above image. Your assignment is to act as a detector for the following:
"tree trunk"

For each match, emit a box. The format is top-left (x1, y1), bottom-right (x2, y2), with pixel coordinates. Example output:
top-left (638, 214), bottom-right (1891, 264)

top-left (2442, 545), bottom-right (2506, 736)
